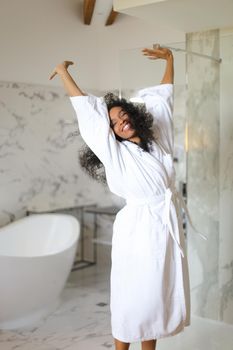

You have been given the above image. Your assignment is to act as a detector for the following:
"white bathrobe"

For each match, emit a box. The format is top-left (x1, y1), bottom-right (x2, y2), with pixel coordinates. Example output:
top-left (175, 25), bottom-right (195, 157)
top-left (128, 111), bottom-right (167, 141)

top-left (70, 84), bottom-right (192, 343)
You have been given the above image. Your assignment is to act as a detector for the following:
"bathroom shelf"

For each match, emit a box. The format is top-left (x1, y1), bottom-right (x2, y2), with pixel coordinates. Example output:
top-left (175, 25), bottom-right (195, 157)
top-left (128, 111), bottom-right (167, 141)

top-left (26, 204), bottom-right (120, 270)
top-left (92, 238), bottom-right (112, 246)
top-left (83, 205), bottom-right (120, 264)
top-left (26, 203), bottom-right (97, 271)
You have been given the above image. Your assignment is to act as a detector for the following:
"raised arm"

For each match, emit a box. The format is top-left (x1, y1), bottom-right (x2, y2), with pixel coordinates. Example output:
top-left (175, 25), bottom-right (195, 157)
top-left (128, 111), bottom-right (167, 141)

top-left (48, 60), bottom-right (126, 170)
top-left (160, 52), bottom-right (174, 84)
top-left (142, 44), bottom-right (174, 84)
top-left (49, 61), bottom-right (86, 96)
top-left (138, 45), bottom-right (175, 154)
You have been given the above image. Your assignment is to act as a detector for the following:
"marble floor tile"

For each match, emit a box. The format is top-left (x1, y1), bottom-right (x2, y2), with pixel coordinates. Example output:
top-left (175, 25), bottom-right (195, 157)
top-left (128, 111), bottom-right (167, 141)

top-left (0, 259), bottom-right (233, 350)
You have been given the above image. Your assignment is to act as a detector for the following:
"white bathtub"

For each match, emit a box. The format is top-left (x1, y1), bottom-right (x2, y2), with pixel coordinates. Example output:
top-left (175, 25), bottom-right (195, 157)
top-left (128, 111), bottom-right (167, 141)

top-left (0, 213), bottom-right (80, 330)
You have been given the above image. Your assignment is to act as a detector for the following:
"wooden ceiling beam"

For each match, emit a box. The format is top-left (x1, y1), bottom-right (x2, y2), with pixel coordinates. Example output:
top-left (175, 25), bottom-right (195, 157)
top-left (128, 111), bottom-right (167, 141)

top-left (105, 7), bottom-right (119, 26)
top-left (83, 0), bottom-right (96, 25)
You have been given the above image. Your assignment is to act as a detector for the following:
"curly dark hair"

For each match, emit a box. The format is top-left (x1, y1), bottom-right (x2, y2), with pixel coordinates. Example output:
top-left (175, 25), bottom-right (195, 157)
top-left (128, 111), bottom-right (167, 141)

top-left (78, 93), bottom-right (156, 184)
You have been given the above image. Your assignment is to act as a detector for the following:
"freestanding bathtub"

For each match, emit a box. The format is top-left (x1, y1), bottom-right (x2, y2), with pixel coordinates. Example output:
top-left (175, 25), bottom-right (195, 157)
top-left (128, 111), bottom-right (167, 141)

top-left (0, 213), bottom-right (80, 330)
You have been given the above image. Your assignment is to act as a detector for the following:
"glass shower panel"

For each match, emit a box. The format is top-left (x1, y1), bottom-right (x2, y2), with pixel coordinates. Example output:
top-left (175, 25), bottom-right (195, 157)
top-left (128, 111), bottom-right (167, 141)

top-left (218, 33), bottom-right (233, 324)
top-left (186, 30), bottom-right (220, 321)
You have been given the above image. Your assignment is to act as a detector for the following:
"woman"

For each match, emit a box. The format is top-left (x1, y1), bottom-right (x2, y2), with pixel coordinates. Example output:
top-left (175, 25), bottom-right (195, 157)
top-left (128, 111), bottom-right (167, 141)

top-left (49, 45), bottom-right (195, 350)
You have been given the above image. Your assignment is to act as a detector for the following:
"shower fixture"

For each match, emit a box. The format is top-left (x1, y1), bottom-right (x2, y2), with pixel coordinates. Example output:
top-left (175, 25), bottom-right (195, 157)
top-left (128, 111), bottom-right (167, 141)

top-left (153, 43), bottom-right (222, 63)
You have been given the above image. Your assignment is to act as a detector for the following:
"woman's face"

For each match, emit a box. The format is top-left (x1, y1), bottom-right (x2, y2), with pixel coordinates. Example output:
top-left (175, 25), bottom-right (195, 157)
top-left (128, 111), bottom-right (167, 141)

top-left (109, 106), bottom-right (137, 140)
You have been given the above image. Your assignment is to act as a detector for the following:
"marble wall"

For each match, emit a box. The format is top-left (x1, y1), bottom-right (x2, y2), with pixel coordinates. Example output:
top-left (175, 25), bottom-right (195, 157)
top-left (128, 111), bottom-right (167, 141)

top-left (0, 76), bottom-right (187, 255)
top-left (219, 30), bottom-right (233, 324)
top-left (0, 81), bottom-right (120, 261)
top-left (186, 28), bottom-right (233, 325)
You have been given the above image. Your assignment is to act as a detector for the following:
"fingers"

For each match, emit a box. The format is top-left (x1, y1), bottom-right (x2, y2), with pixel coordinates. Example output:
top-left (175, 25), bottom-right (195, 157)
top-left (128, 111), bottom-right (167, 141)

top-left (142, 47), bottom-right (160, 52)
top-left (142, 48), bottom-right (159, 60)
top-left (142, 46), bottom-right (171, 60)
top-left (49, 61), bottom-right (74, 81)
top-left (49, 71), bottom-right (57, 80)
top-left (142, 48), bottom-right (157, 56)
top-left (49, 61), bottom-right (74, 80)
top-left (142, 48), bottom-right (162, 54)
top-left (142, 48), bottom-right (152, 54)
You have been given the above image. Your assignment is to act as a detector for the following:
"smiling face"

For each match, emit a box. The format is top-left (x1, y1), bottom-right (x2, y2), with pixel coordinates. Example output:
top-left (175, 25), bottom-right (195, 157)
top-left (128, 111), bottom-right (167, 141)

top-left (109, 106), bottom-right (138, 141)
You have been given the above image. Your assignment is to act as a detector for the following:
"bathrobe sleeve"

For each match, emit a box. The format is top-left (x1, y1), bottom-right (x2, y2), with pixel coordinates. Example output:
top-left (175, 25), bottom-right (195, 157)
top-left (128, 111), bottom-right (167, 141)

top-left (137, 84), bottom-right (174, 155)
top-left (69, 94), bottom-right (124, 169)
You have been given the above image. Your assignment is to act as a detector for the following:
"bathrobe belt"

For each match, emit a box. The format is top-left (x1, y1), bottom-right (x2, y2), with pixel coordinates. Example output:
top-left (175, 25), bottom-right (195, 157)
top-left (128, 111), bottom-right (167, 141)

top-left (126, 187), bottom-right (207, 259)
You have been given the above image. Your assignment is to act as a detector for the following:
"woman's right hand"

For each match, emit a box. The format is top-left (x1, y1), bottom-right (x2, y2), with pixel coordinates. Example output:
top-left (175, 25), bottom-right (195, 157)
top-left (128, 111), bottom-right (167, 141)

top-left (142, 44), bottom-right (173, 61)
top-left (49, 60), bottom-right (74, 80)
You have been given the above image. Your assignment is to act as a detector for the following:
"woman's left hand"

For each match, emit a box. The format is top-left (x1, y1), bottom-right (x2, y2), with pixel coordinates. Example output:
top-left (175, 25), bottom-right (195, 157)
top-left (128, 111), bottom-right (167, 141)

top-left (142, 44), bottom-right (173, 60)
top-left (49, 60), bottom-right (74, 80)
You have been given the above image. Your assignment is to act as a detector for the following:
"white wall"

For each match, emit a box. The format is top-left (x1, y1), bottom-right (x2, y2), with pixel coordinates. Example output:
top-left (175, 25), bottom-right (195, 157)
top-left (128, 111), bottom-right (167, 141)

top-left (0, 0), bottom-right (184, 89)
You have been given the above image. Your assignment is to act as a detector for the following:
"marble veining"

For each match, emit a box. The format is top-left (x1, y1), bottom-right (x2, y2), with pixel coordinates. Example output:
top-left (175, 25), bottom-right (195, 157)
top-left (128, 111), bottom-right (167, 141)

top-left (186, 28), bottom-right (233, 326)
top-left (0, 81), bottom-right (114, 228)
top-left (220, 260), bottom-right (233, 319)
top-left (219, 29), bottom-right (233, 324)
top-left (186, 29), bottom-right (220, 321)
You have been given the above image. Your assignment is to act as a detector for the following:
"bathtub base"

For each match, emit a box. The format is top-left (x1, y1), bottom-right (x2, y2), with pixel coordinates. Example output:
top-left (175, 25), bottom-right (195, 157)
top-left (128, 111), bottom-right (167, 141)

top-left (0, 299), bottom-right (60, 330)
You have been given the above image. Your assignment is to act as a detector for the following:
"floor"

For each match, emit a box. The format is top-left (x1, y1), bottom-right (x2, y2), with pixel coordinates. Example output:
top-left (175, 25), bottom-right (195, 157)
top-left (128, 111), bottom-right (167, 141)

top-left (0, 253), bottom-right (233, 350)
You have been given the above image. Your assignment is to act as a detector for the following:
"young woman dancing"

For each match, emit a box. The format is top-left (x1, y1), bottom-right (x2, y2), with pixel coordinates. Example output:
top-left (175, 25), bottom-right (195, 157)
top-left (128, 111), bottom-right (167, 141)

top-left (49, 45), bottom-right (202, 350)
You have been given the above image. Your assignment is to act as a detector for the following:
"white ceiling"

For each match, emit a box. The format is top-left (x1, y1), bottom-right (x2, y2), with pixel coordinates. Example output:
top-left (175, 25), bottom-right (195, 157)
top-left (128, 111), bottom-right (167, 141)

top-left (114, 0), bottom-right (233, 33)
